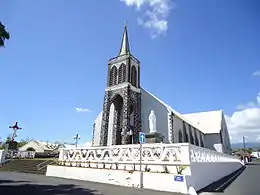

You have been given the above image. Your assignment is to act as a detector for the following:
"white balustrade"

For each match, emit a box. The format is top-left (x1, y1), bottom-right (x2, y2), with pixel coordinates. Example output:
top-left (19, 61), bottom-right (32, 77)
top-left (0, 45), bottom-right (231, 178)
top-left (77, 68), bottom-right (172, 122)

top-left (59, 143), bottom-right (189, 163)
top-left (189, 144), bottom-right (242, 163)
top-left (49, 143), bottom-right (244, 193)
top-left (0, 150), bottom-right (5, 163)
top-left (57, 143), bottom-right (242, 174)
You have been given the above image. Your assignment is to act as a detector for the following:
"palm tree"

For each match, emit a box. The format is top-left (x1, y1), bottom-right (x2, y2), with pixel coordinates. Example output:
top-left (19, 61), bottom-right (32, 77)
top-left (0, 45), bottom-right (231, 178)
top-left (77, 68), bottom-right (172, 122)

top-left (0, 22), bottom-right (10, 47)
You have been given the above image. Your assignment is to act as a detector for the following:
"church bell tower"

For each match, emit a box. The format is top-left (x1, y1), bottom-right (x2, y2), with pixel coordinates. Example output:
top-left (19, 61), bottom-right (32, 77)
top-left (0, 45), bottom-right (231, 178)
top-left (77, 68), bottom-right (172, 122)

top-left (99, 24), bottom-right (141, 146)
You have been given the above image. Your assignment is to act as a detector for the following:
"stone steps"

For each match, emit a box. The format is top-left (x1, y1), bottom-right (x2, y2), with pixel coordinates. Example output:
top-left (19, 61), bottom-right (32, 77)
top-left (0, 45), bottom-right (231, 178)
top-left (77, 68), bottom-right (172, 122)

top-left (0, 159), bottom-right (55, 175)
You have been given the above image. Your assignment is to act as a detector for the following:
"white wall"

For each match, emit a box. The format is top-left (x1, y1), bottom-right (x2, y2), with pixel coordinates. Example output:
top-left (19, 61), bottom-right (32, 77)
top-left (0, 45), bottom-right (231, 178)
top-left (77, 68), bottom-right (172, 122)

top-left (204, 133), bottom-right (221, 151)
top-left (49, 143), bottom-right (244, 194)
top-left (93, 88), bottom-right (206, 146)
top-left (221, 116), bottom-right (232, 154)
top-left (187, 144), bottom-right (244, 191)
top-left (46, 165), bottom-right (189, 194)
top-left (141, 89), bottom-right (170, 143)
top-left (188, 161), bottom-right (243, 191)
top-left (0, 149), bottom-right (6, 163)
top-left (107, 104), bottom-right (115, 146)
top-left (93, 112), bottom-right (102, 146)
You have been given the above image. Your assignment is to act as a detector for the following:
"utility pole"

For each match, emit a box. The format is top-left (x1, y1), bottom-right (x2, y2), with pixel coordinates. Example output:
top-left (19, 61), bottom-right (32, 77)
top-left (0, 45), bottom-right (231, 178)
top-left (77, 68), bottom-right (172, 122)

top-left (73, 134), bottom-right (80, 148)
top-left (243, 136), bottom-right (247, 148)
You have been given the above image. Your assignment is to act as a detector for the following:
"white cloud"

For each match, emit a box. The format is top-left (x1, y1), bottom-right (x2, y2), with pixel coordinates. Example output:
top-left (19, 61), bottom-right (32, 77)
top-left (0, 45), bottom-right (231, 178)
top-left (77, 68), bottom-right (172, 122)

top-left (120, 0), bottom-right (173, 39)
top-left (252, 70), bottom-right (260, 77)
top-left (236, 101), bottom-right (258, 110)
top-left (75, 108), bottom-right (91, 113)
top-left (236, 93), bottom-right (260, 110)
top-left (225, 93), bottom-right (260, 143)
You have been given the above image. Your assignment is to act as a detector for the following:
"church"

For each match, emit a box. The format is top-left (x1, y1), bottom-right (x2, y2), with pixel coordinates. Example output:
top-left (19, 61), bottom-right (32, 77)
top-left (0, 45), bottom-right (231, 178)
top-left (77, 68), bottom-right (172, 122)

top-left (91, 25), bottom-right (232, 154)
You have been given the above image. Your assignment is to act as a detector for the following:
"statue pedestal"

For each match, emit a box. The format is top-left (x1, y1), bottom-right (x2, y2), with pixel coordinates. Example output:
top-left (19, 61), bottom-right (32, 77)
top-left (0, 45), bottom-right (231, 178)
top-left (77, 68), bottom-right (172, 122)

top-left (146, 132), bottom-right (164, 144)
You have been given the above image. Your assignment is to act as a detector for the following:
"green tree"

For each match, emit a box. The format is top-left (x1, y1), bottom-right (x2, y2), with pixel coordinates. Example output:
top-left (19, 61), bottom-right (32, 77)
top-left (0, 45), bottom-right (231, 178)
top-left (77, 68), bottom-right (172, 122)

top-left (17, 140), bottom-right (28, 147)
top-left (5, 136), bottom-right (11, 143)
top-left (0, 144), bottom-right (6, 149)
top-left (0, 22), bottom-right (10, 47)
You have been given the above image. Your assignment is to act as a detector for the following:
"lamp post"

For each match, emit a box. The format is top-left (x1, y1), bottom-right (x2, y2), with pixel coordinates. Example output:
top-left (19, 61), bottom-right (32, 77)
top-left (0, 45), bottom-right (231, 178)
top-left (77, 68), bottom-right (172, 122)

top-left (73, 134), bottom-right (80, 148)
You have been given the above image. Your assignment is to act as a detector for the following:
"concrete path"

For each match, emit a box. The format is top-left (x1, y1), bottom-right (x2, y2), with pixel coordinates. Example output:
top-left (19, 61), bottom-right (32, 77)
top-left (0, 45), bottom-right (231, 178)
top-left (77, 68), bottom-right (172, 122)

top-left (0, 171), bottom-right (182, 195)
top-left (200, 161), bottom-right (260, 195)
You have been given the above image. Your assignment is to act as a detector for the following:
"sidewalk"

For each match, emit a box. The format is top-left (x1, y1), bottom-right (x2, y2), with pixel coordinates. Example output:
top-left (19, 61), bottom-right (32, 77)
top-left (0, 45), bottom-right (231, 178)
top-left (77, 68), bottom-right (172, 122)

top-left (0, 171), bottom-right (183, 195)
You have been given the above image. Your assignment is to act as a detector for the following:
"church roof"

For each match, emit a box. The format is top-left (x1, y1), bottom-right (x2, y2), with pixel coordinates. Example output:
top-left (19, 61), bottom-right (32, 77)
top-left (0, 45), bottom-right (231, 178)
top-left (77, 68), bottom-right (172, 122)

top-left (118, 23), bottom-right (130, 56)
top-left (33, 141), bottom-right (59, 151)
top-left (182, 110), bottom-right (223, 134)
top-left (142, 88), bottom-right (202, 132)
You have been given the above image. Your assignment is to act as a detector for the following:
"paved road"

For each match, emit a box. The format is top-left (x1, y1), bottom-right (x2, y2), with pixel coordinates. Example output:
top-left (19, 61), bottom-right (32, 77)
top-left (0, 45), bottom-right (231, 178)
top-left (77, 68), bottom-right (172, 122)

top-left (2, 162), bottom-right (260, 195)
top-left (200, 161), bottom-right (260, 195)
top-left (0, 171), bottom-right (182, 195)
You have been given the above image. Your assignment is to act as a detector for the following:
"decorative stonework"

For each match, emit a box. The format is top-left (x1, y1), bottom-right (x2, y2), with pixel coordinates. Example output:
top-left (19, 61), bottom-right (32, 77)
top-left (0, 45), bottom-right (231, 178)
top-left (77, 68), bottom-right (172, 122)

top-left (133, 92), bottom-right (141, 143)
top-left (100, 84), bottom-right (141, 146)
top-left (100, 91), bottom-right (111, 146)
top-left (99, 25), bottom-right (141, 146)
top-left (167, 112), bottom-right (174, 143)
top-left (59, 144), bottom-right (184, 164)
top-left (57, 143), bottom-right (242, 174)
top-left (189, 144), bottom-right (240, 163)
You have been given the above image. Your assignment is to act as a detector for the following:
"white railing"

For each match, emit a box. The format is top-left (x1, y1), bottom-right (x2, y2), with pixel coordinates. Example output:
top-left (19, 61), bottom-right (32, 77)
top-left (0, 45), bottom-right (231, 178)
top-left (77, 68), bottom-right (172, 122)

top-left (189, 144), bottom-right (242, 163)
top-left (57, 143), bottom-right (242, 174)
top-left (16, 151), bottom-right (36, 159)
top-left (0, 149), bottom-right (6, 163)
top-left (58, 143), bottom-right (191, 174)
top-left (37, 154), bottom-right (59, 171)
top-left (59, 143), bottom-right (190, 164)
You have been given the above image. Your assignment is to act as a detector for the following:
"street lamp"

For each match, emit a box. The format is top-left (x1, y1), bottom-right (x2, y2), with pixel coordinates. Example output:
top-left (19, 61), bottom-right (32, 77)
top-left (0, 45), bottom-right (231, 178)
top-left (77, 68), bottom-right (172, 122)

top-left (73, 134), bottom-right (80, 148)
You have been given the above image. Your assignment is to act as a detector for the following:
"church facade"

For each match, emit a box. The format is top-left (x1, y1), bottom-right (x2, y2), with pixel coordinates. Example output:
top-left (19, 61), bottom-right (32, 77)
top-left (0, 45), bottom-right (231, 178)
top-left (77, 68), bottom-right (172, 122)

top-left (91, 25), bottom-right (232, 154)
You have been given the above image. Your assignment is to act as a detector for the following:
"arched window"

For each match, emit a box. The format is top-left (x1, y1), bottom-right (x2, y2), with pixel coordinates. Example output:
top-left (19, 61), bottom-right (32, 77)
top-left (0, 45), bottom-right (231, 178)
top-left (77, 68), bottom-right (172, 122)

top-left (194, 130), bottom-right (199, 146)
top-left (220, 130), bottom-right (223, 144)
top-left (189, 125), bottom-right (194, 144)
top-left (183, 122), bottom-right (188, 142)
top-left (131, 66), bottom-right (137, 87)
top-left (118, 63), bottom-right (126, 84)
top-left (26, 147), bottom-right (36, 151)
top-left (109, 66), bottom-right (117, 86)
top-left (178, 129), bottom-right (183, 143)
top-left (200, 133), bottom-right (204, 147)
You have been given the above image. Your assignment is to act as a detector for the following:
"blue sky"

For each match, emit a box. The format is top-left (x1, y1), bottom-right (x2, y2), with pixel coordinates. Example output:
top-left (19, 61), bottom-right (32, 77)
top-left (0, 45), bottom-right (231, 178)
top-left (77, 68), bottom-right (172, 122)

top-left (0, 0), bottom-right (259, 144)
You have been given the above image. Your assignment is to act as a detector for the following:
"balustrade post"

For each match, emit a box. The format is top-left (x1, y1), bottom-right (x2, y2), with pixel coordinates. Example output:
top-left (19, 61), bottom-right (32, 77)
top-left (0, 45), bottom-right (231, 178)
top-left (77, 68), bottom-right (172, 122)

top-left (59, 149), bottom-right (64, 161)
top-left (180, 144), bottom-right (191, 165)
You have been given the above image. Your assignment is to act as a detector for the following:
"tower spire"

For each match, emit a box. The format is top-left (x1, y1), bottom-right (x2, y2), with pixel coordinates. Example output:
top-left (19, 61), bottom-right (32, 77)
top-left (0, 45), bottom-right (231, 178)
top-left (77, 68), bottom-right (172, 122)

top-left (118, 21), bottom-right (130, 56)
